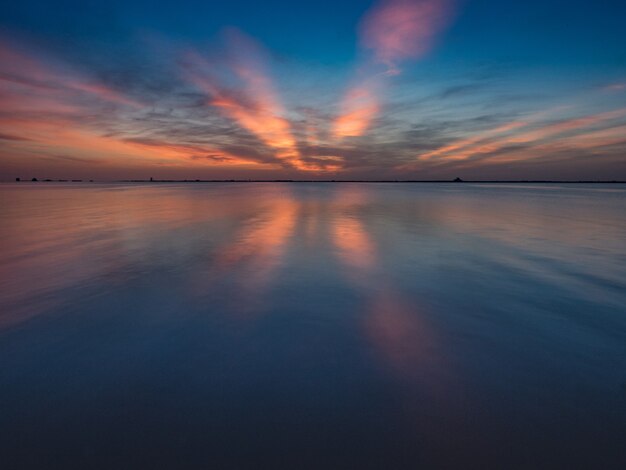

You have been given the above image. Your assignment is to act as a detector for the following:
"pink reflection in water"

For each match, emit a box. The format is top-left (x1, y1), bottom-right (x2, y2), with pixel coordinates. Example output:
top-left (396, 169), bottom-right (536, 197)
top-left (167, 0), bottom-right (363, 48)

top-left (0, 183), bottom-right (247, 327)
top-left (329, 186), bottom-right (444, 383)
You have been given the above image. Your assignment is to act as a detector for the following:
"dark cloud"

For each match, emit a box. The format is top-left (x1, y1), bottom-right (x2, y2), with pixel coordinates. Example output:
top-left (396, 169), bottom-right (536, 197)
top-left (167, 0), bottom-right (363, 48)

top-left (0, 132), bottom-right (32, 141)
top-left (438, 83), bottom-right (485, 99)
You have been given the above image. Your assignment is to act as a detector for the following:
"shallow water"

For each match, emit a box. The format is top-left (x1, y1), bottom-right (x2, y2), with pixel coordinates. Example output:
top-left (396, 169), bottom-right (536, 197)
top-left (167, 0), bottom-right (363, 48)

top-left (1, 182), bottom-right (625, 468)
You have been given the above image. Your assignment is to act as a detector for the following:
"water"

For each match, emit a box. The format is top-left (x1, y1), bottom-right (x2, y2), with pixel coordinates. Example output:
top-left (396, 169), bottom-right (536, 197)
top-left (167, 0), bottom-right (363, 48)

top-left (1, 182), bottom-right (625, 468)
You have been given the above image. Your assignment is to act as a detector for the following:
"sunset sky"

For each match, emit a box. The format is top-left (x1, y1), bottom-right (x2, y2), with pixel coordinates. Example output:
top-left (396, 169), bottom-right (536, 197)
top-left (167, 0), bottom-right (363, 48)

top-left (1, 0), bottom-right (625, 180)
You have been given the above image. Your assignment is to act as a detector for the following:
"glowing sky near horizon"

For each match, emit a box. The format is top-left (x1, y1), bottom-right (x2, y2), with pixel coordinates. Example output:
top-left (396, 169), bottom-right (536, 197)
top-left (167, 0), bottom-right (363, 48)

top-left (1, 0), bottom-right (625, 180)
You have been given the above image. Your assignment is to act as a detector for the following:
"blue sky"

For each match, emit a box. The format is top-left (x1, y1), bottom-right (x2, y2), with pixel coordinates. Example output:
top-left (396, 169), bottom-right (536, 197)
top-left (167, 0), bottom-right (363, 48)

top-left (1, 0), bottom-right (625, 179)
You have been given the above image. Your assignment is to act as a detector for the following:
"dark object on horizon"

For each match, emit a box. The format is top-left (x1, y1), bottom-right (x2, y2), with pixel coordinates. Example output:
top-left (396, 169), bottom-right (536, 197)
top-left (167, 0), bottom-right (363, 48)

top-left (31, 177), bottom-right (38, 182)
top-left (71, 180), bottom-right (82, 182)
top-left (89, 180), bottom-right (94, 182)
top-left (44, 179), bottom-right (52, 182)
top-left (150, 177), bottom-right (153, 182)
top-left (15, 177), bottom-right (20, 182)
top-left (453, 177), bottom-right (463, 182)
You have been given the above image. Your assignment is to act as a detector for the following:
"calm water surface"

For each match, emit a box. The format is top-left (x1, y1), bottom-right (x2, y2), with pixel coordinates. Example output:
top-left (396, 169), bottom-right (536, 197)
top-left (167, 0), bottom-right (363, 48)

top-left (1, 182), bottom-right (625, 468)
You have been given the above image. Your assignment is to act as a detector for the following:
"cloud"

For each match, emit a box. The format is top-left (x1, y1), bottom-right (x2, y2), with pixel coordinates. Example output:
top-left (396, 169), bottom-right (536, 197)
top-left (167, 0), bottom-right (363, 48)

top-left (604, 82), bottom-right (626, 92)
top-left (0, 41), bottom-right (145, 110)
top-left (332, 0), bottom-right (456, 140)
top-left (183, 30), bottom-right (332, 172)
top-left (0, 132), bottom-right (32, 141)
top-left (418, 108), bottom-right (626, 164)
top-left (332, 85), bottom-right (380, 138)
top-left (360, 0), bottom-right (454, 72)
top-left (2, 13), bottom-right (625, 181)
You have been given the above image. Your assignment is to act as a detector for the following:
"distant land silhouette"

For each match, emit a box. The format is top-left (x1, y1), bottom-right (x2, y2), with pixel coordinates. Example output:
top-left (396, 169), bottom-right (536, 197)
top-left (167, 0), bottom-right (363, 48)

top-left (122, 179), bottom-right (626, 183)
top-left (11, 177), bottom-right (626, 184)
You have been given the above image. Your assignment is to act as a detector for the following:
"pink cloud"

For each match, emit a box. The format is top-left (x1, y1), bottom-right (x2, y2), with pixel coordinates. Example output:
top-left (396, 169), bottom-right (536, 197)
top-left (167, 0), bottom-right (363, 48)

top-left (333, 0), bottom-right (455, 139)
top-left (360, 0), bottom-right (454, 72)
top-left (0, 41), bottom-right (144, 109)
top-left (604, 82), bottom-right (626, 92)
top-left (415, 108), bottom-right (626, 166)
top-left (185, 32), bottom-right (336, 172)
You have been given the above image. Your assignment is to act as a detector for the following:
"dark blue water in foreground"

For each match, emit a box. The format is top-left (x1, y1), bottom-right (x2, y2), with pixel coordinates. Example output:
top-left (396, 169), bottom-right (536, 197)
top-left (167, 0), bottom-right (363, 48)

top-left (1, 182), bottom-right (625, 468)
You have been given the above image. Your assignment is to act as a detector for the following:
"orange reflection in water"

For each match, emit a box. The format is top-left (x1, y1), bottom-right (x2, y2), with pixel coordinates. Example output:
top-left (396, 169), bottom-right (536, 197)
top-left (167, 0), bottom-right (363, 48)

top-left (330, 187), bottom-right (440, 380)
top-left (332, 216), bottom-right (377, 270)
top-left (208, 191), bottom-right (299, 313)
top-left (217, 200), bottom-right (297, 275)
top-left (0, 184), bottom-right (232, 328)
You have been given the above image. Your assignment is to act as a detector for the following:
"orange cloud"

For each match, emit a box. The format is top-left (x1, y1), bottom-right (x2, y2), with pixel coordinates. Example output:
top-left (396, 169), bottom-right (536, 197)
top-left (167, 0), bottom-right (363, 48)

top-left (471, 123), bottom-right (626, 166)
top-left (0, 116), bottom-right (260, 169)
top-left (419, 120), bottom-right (528, 160)
top-left (333, 0), bottom-right (455, 141)
top-left (333, 85), bottom-right (380, 138)
top-left (185, 35), bottom-right (337, 173)
top-left (423, 108), bottom-right (626, 163)
top-left (0, 42), bottom-right (275, 170)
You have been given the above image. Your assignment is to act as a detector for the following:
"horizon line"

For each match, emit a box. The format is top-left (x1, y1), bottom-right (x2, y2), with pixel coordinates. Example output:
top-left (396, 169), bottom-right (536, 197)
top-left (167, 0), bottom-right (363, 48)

top-left (5, 179), bottom-right (626, 184)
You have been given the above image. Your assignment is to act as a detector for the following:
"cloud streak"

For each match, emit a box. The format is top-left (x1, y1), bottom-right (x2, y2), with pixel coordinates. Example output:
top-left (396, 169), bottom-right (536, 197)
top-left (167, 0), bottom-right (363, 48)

top-left (184, 31), bottom-right (339, 172)
top-left (416, 108), bottom-right (626, 165)
top-left (333, 0), bottom-right (455, 140)
top-left (1, 7), bottom-right (626, 181)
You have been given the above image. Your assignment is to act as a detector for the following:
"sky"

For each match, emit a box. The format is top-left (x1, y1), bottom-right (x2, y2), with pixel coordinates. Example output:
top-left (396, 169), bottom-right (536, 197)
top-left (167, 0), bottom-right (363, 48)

top-left (1, 0), bottom-right (625, 180)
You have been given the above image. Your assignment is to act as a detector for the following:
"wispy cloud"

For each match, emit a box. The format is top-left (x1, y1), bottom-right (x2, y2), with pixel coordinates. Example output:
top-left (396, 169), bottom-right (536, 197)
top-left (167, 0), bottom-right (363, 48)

top-left (0, 42), bottom-right (144, 109)
top-left (0, 38), bottom-right (281, 174)
top-left (1, 8), bottom-right (625, 181)
top-left (603, 82), bottom-right (626, 92)
top-left (360, 0), bottom-right (454, 73)
top-left (416, 108), bottom-right (626, 164)
top-left (183, 30), bottom-right (339, 172)
top-left (333, 0), bottom-right (455, 140)
top-left (332, 84), bottom-right (381, 138)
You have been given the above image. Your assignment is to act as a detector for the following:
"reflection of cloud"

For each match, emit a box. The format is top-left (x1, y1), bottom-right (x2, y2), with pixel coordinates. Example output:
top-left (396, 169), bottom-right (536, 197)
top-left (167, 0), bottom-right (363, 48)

top-left (0, 184), bottom-right (221, 329)
top-left (212, 192), bottom-right (298, 312)
top-left (332, 216), bottom-right (377, 270)
top-left (329, 186), bottom-right (438, 379)
top-left (366, 292), bottom-right (434, 375)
